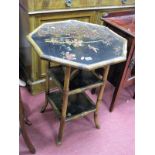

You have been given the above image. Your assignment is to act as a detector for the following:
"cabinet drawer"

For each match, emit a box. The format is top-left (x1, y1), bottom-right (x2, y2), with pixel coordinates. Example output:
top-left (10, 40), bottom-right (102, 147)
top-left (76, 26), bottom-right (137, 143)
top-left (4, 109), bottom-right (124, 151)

top-left (27, 0), bottom-right (96, 11)
top-left (21, 0), bottom-right (135, 11)
top-left (97, 0), bottom-right (135, 6)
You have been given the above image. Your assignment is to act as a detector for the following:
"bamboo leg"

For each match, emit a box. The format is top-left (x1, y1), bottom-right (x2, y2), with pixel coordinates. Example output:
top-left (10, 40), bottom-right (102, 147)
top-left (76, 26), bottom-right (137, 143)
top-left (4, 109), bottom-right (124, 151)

top-left (40, 62), bottom-right (50, 113)
top-left (70, 69), bottom-right (79, 81)
top-left (40, 96), bottom-right (48, 113)
top-left (57, 66), bottom-right (71, 145)
top-left (94, 65), bottom-right (110, 129)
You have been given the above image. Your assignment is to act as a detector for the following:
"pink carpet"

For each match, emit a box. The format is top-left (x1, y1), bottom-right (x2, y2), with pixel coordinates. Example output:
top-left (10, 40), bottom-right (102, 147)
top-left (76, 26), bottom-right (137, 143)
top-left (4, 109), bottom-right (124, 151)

top-left (19, 83), bottom-right (135, 155)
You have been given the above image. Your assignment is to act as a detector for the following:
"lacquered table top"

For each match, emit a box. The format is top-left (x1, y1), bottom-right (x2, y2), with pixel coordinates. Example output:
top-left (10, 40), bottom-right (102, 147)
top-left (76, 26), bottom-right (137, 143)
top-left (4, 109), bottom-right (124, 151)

top-left (27, 20), bottom-right (127, 70)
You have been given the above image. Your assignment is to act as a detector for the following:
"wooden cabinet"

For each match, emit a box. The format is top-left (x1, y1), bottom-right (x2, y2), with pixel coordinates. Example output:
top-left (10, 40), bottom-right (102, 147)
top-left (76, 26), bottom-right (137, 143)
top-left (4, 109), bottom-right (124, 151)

top-left (19, 0), bottom-right (135, 95)
top-left (20, 0), bottom-right (134, 11)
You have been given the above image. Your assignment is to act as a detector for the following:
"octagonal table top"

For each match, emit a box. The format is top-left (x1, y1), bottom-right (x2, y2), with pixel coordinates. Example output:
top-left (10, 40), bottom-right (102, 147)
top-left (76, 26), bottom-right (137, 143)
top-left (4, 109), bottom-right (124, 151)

top-left (27, 20), bottom-right (127, 70)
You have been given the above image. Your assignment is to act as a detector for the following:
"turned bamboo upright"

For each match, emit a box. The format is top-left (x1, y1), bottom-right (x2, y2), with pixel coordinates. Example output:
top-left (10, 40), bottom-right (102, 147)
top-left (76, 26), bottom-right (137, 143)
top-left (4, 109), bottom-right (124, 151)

top-left (57, 66), bottom-right (71, 144)
top-left (94, 65), bottom-right (110, 129)
top-left (40, 62), bottom-right (51, 113)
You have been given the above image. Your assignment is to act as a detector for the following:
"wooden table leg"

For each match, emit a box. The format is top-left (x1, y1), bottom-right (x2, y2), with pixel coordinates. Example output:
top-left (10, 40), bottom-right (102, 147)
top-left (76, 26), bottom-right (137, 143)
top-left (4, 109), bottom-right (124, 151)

top-left (19, 86), bottom-right (32, 125)
top-left (109, 82), bottom-right (122, 112)
top-left (40, 62), bottom-right (50, 113)
top-left (57, 66), bottom-right (71, 145)
top-left (19, 90), bottom-right (36, 154)
top-left (109, 39), bottom-right (135, 112)
top-left (94, 65), bottom-right (110, 128)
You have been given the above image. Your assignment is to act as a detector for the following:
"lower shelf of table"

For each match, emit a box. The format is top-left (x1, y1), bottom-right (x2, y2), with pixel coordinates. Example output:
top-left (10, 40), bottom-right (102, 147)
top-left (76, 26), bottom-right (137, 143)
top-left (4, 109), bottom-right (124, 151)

top-left (47, 91), bottom-right (96, 122)
top-left (49, 66), bottom-right (103, 95)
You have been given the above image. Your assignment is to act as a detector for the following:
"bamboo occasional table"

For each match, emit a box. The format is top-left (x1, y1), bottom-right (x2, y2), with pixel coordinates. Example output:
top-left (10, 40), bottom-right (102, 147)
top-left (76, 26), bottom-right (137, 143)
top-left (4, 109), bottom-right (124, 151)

top-left (27, 20), bottom-right (127, 144)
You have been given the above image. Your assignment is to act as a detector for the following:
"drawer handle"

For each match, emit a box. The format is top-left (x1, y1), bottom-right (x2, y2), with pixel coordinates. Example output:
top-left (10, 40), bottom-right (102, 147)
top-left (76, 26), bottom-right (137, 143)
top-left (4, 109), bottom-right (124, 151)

top-left (121, 0), bottom-right (127, 5)
top-left (65, 0), bottom-right (72, 7)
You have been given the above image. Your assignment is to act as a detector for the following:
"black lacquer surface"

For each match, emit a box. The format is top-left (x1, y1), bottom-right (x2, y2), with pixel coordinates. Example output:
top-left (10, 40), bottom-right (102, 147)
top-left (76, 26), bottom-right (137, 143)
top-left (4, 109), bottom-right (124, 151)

top-left (49, 66), bottom-right (103, 91)
top-left (48, 91), bottom-right (96, 120)
top-left (28, 20), bottom-right (127, 69)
